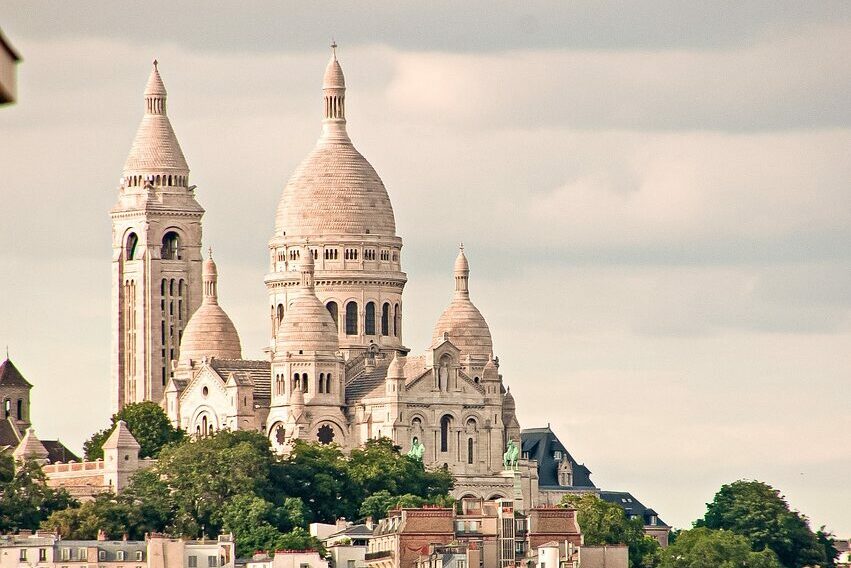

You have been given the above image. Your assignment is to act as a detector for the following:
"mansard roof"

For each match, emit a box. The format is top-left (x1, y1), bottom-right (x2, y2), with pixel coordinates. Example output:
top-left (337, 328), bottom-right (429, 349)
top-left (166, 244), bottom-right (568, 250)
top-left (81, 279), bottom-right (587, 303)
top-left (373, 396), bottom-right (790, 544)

top-left (520, 426), bottom-right (596, 489)
top-left (0, 358), bottom-right (32, 388)
top-left (600, 491), bottom-right (669, 528)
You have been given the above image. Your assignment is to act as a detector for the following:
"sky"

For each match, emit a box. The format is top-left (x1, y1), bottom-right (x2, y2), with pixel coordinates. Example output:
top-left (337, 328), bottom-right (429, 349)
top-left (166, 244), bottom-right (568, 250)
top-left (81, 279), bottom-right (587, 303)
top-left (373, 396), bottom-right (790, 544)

top-left (1, 2), bottom-right (849, 534)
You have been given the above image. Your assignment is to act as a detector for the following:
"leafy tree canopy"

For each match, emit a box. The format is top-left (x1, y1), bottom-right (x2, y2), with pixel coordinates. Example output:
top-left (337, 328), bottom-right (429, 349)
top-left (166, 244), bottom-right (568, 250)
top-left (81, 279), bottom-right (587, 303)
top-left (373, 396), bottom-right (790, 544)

top-left (560, 493), bottom-right (660, 568)
top-left (659, 527), bottom-right (782, 568)
top-left (83, 401), bottom-right (185, 460)
top-left (0, 458), bottom-right (75, 532)
top-left (696, 480), bottom-right (826, 568)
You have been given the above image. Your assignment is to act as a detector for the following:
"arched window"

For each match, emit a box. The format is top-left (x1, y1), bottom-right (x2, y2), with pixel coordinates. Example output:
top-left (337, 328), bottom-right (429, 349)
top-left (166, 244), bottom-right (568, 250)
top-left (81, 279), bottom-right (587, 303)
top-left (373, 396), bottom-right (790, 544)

top-left (16, 399), bottom-right (23, 420)
top-left (125, 232), bottom-right (138, 260)
top-left (319, 373), bottom-right (325, 393)
top-left (326, 373), bottom-right (332, 394)
top-left (161, 231), bottom-right (180, 260)
top-left (326, 301), bottom-right (339, 330)
top-left (440, 415), bottom-right (451, 453)
top-left (365, 302), bottom-right (376, 335)
top-left (303, 373), bottom-right (309, 393)
top-left (468, 438), bottom-right (474, 464)
top-left (381, 303), bottom-right (390, 336)
top-left (201, 415), bottom-right (208, 436)
top-left (394, 304), bottom-right (401, 337)
top-left (345, 302), bottom-right (358, 335)
top-left (293, 373), bottom-right (301, 391)
top-left (277, 304), bottom-right (284, 324)
top-left (3, 399), bottom-right (9, 419)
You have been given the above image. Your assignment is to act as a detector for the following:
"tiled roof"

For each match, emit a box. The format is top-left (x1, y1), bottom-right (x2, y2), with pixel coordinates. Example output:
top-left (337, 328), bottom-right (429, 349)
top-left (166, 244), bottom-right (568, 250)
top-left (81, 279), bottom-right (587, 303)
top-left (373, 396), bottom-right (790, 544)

top-left (521, 426), bottom-right (596, 489)
top-left (210, 359), bottom-right (271, 400)
top-left (346, 362), bottom-right (390, 402)
top-left (0, 418), bottom-right (22, 448)
top-left (0, 358), bottom-right (32, 387)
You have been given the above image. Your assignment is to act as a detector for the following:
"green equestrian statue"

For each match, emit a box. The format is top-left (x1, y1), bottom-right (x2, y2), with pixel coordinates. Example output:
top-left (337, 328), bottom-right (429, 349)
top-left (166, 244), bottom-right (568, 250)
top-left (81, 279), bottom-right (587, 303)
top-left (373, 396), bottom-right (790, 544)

top-left (503, 439), bottom-right (519, 470)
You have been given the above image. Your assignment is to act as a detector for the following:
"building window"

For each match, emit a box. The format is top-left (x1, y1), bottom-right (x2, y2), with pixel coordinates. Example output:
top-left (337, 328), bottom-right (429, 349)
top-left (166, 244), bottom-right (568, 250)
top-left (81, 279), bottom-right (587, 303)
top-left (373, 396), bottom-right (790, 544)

top-left (125, 232), bottom-right (138, 260)
top-left (161, 231), bottom-right (180, 260)
top-left (393, 304), bottom-right (401, 337)
top-left (440, 415), bottom-right (451, 452)
top-left (40, 549), bottom-right (48, 562)
top-left (20, 550), bottom-right (27, 561)
top-left (381, 303), bottom-right (390, 336)
top-left (117, 551), bottom-right (125, 561)
top-left (188, 556), bottom-right (197, 568)
top-left (326, 301), bottom-right (339, 330)
top-left (365, 302), bottom-right (376, 335)
top-left (468, 437), bottom-right (474, 464)
top-left (99, 551), bottom-right (106, 561)
top-left (345, 302), bottom-right (358, 335)
top-left (79, 548), bottom-right (88, 561)
top-left (207, 555), bottom-right (217, 567)
top-left (277, 304), bottom-right (284, 325)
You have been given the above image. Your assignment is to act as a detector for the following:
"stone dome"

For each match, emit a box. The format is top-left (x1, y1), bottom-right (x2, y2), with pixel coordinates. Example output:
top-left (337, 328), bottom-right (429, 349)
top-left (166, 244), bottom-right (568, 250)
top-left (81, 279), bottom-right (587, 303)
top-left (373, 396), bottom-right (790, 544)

top-left (178, 255), bottom-right (242, 364)
top-left (431, 246), bottom-right (493, 360)
top-left (432, 297), bottom-right (494, 359)
top-left (274, 48), bottom-right (396, 239)
top-left (503, 388), bottom-right (516, 411)
top-left (276, 253), bottom-right (340, 354)
top-left (124, 61), bottom-right (188, 175)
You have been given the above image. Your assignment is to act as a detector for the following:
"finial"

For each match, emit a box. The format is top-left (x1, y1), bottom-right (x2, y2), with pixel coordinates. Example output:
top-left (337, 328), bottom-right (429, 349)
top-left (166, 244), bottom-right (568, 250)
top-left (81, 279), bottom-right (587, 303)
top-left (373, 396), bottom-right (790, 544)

top-left (152, 59), bottom-right (158, 69)
top-left (459, 241), bottom-right (464, 251)
top-left (330, 39), bottom-right (338, 58)
top-left (208, 247), bottom-right (213, 259)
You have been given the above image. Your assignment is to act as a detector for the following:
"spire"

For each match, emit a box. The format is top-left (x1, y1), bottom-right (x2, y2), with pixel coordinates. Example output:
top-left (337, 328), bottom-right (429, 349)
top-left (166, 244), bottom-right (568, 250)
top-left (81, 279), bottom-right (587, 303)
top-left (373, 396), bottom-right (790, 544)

top-left (123, 59), bottom-right (189, 178)
top-left (13, 428), bottom-right (49, 464)
top-left (202, 250), bottom-right (219, 305)
top-left (299, 246), bottom-right (315, 291)
top-left (321, 42), bottom-right (349, 142)
top-left (454, 244), bottom-right (470, 298)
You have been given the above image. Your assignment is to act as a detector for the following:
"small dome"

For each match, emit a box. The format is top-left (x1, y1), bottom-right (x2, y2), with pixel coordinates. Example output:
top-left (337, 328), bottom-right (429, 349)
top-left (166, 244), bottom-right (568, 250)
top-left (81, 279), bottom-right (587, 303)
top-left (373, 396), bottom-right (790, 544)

top-left (277, 293), bottom-right (339, 354)
top-left (454, 248), bottom-right (469, 272)
top-left (179, 304), bottom-right (242, 363)
top-left (178, 255), bottom-right (242, 364)
top-left (432, 298), bottom-right (493, 359)
top-left (323, 53), bottom-right (345, 89)
top-left (503, 388), bottom-right (516, 411)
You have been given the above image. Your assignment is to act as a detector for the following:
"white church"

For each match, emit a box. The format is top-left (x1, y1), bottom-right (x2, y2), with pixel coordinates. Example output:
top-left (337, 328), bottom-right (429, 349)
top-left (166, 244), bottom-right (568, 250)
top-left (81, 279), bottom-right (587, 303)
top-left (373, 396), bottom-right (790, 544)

top-left (109, 47), bottom-right (537, 504)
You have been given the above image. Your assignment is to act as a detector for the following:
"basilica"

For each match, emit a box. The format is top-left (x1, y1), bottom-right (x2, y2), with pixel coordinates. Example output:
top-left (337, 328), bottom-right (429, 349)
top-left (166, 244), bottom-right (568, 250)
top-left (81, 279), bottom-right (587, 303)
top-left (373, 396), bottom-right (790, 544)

top-left (109, 47), bottom-right (534, 503)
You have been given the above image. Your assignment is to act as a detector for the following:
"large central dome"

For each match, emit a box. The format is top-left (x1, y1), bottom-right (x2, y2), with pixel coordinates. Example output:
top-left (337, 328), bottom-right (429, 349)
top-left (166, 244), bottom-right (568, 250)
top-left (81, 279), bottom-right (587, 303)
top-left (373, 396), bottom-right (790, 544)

top-left (274, 143), bottom-right (396, 237)
top-left (274, 48), bottom-right (396, 239)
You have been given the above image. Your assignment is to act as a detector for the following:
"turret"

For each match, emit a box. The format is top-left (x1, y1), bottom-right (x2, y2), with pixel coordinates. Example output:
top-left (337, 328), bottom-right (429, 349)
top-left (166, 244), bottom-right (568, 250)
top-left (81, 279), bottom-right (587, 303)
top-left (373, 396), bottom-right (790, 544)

top-left (102, 420), bottom-right (142, 492)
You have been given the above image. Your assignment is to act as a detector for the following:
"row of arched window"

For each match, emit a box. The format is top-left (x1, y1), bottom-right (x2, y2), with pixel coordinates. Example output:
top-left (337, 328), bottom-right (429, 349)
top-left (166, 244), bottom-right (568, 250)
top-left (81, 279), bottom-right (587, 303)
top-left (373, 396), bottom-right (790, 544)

top-left (325, 95), bottom-right (344, 119)
top-left (277, 247), bottom-right (399, 265)
top-left (323, 300), bottom-right (401, 337)
top-left (274, 371), bottom-right (335, 396)
top-left (411, 415), bottom-right (479, 464)
top-left (124, 174), bottom-right (187, 188)
top-left (124, 231), bottom-right (182, 261)
top-left (160, 278), bottom-right (186, 386)
top-left (2, 398), bottom-right (24, 421)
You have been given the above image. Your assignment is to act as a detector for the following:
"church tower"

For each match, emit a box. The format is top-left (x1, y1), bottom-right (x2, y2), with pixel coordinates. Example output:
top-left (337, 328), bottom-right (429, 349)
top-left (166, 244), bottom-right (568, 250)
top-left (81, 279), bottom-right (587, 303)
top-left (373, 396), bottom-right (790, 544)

top-left (110, 61), bottom-right (204, 411)
top-left (267, 44), bottom-right (407, 359)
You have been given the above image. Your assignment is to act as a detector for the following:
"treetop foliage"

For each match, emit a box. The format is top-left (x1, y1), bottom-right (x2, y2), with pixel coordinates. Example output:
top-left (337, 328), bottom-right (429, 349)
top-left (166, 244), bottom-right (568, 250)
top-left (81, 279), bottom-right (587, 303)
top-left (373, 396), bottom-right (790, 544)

top-left (83, 401), bottom-right (185, 460)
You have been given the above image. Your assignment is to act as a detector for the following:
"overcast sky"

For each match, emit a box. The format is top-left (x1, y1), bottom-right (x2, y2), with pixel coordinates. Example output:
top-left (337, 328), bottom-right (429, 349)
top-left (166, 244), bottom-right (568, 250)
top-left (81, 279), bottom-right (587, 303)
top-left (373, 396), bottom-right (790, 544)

top-left (1, 2), bottom-right (849, 534)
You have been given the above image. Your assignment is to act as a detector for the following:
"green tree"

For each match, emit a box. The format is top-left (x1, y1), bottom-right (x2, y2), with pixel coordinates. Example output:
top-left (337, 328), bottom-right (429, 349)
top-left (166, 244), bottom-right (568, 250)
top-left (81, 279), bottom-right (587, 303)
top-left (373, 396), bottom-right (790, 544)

top-left (0, 458), bottom-right (75, 532)
top-left (221, 494), bottom-right (287, 557)
top-left (275, 441), bottom-right (353, 523)
top-left (659, 527), bottom-right (782, 568)
top-left (816, 527), bottom-right (839, 568)
top-left (697, 480), bottom-right (826, 568)
top-left (41, 492), bottom-right (162, 540)
top-left (359, 490), bottom-right (454, 521)
top-left (84, 401), bottom-right (185, 460)
top-left (153, 429), bottom-right (275, 537)
top-left (560, 493), bottom-right (660, 568)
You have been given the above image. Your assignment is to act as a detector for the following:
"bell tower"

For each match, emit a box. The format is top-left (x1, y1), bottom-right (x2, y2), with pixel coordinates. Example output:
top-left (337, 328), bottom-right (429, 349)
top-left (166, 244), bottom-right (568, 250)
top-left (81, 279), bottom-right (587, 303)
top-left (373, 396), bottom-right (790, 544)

top-left (110, 61), bottom-right (204, 411)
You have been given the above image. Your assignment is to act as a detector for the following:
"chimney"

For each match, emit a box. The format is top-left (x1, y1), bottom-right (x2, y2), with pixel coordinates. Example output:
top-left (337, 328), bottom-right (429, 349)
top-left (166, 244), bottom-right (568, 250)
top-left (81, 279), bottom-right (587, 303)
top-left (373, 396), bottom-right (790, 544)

top-left (97, 529), bottom-right (107, 541)
top-left (365, 516), bottom-right (375, 530)
top-left (122, 533), bottom-right (129, 542)
top-left (18, 529), bottom-right (33, 537)
top-left (336, 518), bottom-right (348, 531)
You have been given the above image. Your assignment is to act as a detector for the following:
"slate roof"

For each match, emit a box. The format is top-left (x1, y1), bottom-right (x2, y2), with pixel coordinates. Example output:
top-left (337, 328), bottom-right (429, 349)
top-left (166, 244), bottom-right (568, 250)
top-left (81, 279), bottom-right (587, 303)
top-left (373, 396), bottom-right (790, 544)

top-left (346, 362), bottom-right (390, 402)
top-left (600, 491), bottom-right (669, 528)
top-left (520, 426), bottom-right (596, 488)
top-left (329, 524), bottom-right (375, 539)
top-left (0, 418), bottom-right (22, 448)
top-left (210, 359), bottom-right (271, 400)
top-left (41, 440), bottom-right (80, 463)
top-left (0, 358), bottom-right (32, 388)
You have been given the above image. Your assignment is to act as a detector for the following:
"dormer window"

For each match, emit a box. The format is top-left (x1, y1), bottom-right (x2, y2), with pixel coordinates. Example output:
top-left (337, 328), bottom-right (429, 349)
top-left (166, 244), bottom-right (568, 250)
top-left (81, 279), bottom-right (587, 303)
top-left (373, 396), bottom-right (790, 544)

top-left (553, 450), bottom-right (562, 460)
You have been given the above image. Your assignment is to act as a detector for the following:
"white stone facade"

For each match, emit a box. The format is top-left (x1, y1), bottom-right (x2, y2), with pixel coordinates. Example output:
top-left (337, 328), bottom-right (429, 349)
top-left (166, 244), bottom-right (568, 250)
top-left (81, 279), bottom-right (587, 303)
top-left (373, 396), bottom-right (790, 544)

top-left (114, 48), bottom-right (535, 505)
